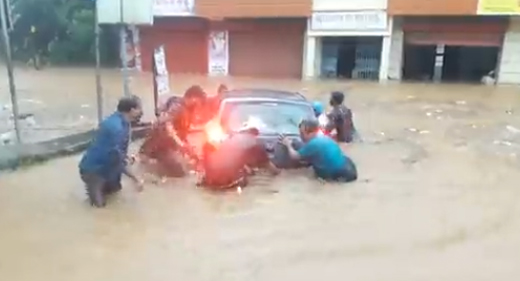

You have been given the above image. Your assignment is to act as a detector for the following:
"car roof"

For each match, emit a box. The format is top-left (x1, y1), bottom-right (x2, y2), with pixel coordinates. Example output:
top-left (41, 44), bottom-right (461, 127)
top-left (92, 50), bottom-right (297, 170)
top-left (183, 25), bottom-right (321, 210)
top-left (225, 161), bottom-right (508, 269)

top-left (221, 88), bottom-right (307, 101)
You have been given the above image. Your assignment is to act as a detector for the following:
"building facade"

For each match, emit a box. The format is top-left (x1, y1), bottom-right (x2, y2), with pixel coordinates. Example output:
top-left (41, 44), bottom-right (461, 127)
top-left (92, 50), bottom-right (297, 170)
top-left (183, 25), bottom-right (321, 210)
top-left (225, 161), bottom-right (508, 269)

top-left (387, 0), bottom-right (520, 84)
top-left (140, 0), bottom-right (311, 79)
top-left (141, 0), bottom-right (520, 84)
top-left (302, 0), bottom-right (393, 81)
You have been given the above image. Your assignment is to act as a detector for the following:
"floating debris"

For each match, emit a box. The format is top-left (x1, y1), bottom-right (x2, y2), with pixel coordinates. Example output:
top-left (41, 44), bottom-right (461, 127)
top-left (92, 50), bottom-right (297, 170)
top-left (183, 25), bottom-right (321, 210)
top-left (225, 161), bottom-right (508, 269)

top-left (505, 125), bottom-right (520, 134)
top-left (493, 140), bottom-right (513, 146)
top-left (455, 100), bottom-right (467, 105)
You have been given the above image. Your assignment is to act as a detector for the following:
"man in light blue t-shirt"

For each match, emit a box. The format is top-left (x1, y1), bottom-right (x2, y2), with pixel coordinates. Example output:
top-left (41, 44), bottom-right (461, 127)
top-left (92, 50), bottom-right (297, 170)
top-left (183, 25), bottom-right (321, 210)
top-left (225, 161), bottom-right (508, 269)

top-left (280, 118), bottom-right (357, 182)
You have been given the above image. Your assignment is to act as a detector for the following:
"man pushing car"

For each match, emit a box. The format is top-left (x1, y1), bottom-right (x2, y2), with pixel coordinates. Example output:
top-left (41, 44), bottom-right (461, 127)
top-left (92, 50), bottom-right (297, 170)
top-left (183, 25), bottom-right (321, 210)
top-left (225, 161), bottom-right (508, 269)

top-left (198, 124), bottom-right (281, 190)
top-left (280, 118), bottom-right (358, 183)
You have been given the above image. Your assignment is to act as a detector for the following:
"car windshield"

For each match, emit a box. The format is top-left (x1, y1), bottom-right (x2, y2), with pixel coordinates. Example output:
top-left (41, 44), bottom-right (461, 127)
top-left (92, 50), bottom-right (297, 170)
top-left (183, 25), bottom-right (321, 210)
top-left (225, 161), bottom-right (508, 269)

top-left (221, 101), bottom-right (314, 135)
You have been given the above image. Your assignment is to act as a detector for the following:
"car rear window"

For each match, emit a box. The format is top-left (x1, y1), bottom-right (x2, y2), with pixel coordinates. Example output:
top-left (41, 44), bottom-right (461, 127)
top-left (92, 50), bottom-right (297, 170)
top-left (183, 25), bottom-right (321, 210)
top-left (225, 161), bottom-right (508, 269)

top-left (220, 101), bottom-right (314, 135)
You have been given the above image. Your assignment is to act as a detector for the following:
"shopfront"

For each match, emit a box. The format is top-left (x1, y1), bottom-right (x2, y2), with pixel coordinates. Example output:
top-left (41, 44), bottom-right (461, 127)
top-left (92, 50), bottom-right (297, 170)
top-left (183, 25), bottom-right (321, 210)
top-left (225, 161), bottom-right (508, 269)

top-left (401, 17), bottom-right (508, 83)
top-left (225, 19), bottom-right (306, 79)
top-left (140, 18), bottom-right (306, 78)
top-left (477, 1), bottom-right (520, 84)
top-left (140, 17), bottom-right (208, 74)
top-left (303, 10), bottom-right (392, 81)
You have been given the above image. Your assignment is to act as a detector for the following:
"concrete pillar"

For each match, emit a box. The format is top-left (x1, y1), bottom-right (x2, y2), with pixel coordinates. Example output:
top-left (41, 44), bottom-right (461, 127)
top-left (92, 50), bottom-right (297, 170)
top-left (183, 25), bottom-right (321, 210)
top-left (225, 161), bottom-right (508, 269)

top-left (303, 36), bottom-right (318, 79)
top-left (315, 37), bottom-right (322, 77)
top-left (378, 17), bottom-right (393, 82)
top-left (498, 18), bottom-right (520, 84)
top-left (379, 35), bottom-right (391, 81)
top-left (387, 17), bottom-right (404, 81)
top-left (433, 44), bottom-right (444, 82)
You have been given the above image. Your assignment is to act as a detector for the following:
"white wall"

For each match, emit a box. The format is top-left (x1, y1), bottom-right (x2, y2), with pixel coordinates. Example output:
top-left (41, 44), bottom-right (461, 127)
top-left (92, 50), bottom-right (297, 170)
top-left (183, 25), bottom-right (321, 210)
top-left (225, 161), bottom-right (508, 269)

top-left (313, 0), bottom-right (387, 11)
top-left (498, 18), bottom-right (520, 84)
top-left (387, 18), bottom-right (404, 80)
top-left (302, 35), bottom-right (321, 79)
top-left (379, 19), bottom-right (393, 81)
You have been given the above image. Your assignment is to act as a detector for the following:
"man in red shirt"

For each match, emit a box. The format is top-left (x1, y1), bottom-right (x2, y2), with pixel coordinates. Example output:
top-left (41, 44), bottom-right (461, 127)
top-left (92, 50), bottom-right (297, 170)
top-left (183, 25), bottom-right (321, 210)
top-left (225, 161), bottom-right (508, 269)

top-left (140, 85), bottom-right (206, 177)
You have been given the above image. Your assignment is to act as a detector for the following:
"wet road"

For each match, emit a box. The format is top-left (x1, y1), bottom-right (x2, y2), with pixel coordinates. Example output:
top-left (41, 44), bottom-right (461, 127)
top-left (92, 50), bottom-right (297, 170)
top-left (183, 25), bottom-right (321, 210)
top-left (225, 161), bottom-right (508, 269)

top-left (3, 68), bottom-right (520, 280)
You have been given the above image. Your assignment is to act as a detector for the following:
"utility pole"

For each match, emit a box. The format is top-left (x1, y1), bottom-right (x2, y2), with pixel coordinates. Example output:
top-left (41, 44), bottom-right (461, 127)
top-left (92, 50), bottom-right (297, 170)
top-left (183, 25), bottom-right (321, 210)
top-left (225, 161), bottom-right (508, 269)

top-left (94, 2), bottom-right (103, 124)
top-left (0, 0), bottom-right (21, 143)
top-left (119, 0), bottom-right (130, 97)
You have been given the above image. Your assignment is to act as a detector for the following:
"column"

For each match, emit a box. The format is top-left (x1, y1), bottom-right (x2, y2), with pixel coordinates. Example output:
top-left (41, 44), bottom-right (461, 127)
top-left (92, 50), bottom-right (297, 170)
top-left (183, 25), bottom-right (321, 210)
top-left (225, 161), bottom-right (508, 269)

top-left (379, 35), bottom-right (391, 81)
top-left (303, 36), bottom-right (317, 79)
top-left (433, 44), bottom-right (444, 83)
top-left (387, 16), bottom-right (404, 81)
top-left (498, 18), bottom-right (520, 84)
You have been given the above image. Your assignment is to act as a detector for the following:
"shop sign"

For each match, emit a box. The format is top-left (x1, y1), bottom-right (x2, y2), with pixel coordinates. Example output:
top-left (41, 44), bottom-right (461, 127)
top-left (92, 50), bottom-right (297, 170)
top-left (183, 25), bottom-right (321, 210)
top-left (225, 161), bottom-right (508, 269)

top-left (310, 11), bottom-right (387, 32)
top-left (153, 0), bottom-right (195, 16)
top-left (208, 31), bottom-right (229, 76)
top-left (477, 0), bottom-right (520, 14)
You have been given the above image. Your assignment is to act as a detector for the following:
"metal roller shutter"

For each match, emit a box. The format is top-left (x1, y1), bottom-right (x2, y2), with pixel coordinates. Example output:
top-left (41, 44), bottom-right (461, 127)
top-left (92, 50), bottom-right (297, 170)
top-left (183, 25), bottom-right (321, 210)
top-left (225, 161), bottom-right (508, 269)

top-left (228, 19), bottom-right (305, 78)
top-left (140, 19), bottom-right (208, 74)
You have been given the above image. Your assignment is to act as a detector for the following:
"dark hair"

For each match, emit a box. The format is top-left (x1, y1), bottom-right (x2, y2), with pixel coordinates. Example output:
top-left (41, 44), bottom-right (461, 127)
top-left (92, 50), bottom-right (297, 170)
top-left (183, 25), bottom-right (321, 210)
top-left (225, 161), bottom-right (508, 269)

top-left (299, 118), bottom-right (320, 133)
top-left (184, 85), bottom-right (206, 100)
top-left (329, 91), bottom-right (345, 106)
top-left (117, 95), bottom-right (141, 113)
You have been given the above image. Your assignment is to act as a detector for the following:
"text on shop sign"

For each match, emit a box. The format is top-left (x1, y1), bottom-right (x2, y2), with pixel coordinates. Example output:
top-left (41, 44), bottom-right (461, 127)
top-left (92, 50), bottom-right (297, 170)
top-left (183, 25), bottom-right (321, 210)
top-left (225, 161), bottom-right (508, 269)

top-left (311, 11), bottom-right (387, 31)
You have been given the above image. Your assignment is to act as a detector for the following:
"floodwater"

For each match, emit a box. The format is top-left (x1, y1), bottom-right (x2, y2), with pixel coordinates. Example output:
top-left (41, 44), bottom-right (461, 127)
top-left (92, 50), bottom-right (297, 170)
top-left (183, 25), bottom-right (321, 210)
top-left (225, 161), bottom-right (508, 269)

top-left (2, 67), bottom-right (520, 280)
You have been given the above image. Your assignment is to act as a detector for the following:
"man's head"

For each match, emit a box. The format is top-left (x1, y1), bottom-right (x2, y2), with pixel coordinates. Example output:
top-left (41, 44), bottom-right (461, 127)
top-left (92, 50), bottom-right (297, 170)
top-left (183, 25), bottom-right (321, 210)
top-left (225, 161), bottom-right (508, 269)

top-left (299, 118), bottom-right (320, 141)
top-left (329, 91), bottom-right (345, 107)
top-left (117, 95), bottom-right (142, 122)
top-left (183, 85), bottom-right (207, 109)
top-left (217, 84), bottom-right (228, 95)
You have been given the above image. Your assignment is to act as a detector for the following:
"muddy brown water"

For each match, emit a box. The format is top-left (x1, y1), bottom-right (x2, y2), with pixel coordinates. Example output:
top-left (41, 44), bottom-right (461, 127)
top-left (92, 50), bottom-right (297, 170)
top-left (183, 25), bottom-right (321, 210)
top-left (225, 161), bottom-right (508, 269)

top-left (2, 67), bottom-right (520, 280)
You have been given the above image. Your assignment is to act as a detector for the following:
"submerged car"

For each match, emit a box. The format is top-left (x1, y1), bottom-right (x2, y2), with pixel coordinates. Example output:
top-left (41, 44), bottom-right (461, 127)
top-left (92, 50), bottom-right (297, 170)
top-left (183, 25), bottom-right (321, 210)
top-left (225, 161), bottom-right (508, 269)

top-left (202, 88), bottom-right (314, 169)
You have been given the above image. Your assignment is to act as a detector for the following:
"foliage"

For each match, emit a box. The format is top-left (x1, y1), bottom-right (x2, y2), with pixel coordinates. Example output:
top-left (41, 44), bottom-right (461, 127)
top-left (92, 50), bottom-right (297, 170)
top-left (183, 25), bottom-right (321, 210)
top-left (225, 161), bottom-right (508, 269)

top-left (2, 0), bottom-right (119, 65)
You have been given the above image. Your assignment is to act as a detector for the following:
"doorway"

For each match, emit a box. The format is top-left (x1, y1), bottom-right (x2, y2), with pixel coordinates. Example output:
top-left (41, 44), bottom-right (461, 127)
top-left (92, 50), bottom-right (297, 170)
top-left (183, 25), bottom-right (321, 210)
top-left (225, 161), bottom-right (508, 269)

top-left (402, 44), bottom-right (436, 81)
top-left (320, 37), bottom-right (382, 80)
top-left (442, 46), bottom-right (499, 82)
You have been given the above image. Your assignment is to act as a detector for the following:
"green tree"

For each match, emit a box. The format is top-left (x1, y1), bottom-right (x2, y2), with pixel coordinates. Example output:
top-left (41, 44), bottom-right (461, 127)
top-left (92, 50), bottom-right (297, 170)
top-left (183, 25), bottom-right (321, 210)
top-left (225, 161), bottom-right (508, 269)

top-left (4, 0), bottom-right (119, 66)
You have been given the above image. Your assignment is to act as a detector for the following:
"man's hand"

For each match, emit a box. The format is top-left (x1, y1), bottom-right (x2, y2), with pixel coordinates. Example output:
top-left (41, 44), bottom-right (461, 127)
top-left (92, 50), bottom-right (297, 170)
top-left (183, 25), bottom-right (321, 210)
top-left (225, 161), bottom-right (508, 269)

top-left (279, 134), bottom-right (301, 161)
top-left (127, 154), bottom-right (136, 165)
top-left (278, 134), bottom-right (293, 147)
top-left (134, 178), bottom-right (145, 192)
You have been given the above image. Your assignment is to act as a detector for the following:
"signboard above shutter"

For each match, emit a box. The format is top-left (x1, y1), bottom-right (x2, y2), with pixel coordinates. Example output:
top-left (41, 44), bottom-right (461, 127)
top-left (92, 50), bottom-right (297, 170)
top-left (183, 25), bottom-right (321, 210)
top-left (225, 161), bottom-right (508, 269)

top-left (195, 0), bottom-right (311, 18)
top-left (153, 0), bottom-right (195, 17)
top-left (310, 11), bottom-right (388, 32)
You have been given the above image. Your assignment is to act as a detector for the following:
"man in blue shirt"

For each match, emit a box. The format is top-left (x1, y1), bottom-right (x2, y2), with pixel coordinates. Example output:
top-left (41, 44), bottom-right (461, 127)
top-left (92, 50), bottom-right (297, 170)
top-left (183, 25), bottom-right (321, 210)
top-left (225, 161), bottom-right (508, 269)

top-left (280, 118), bottom-right (357, 182)
top-left (79, 96), bottom-right (144, 207)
